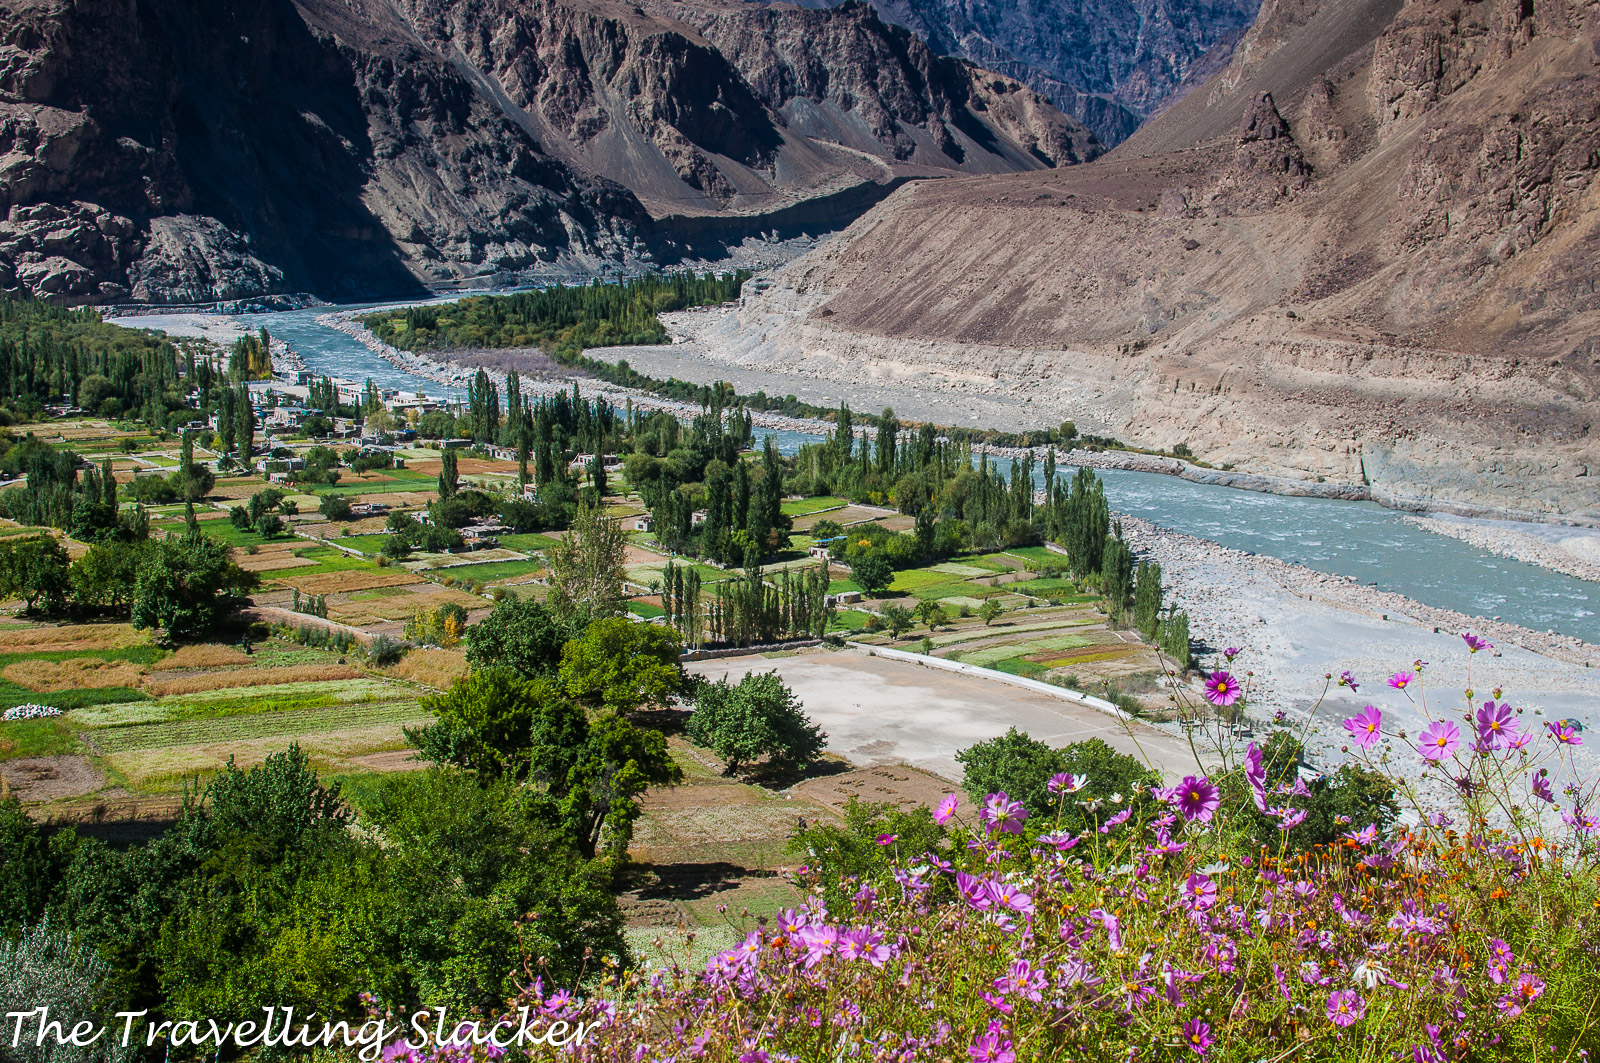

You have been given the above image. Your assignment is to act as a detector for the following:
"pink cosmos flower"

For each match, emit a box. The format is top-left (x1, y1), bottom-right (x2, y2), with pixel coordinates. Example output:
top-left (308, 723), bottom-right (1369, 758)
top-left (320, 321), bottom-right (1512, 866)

top-left (1475, 701), bottom-right (1519, 750)
top-left (1268, 805), bottom-right (1309, 831)
top-left (1562, 808), bottom-right (1600, 834)
top-left (1342, 823), bottom-right (1379, 845)
top-left (980, 792), bottom-right (1029, 834)
top-left (1418, 720), bottom-right (1460, 761)
top-left (985, 879), bottom-right (1036, 921)
top-left (1183, 873), bottom-right (1218, 911)
top-left (1171, 775), bottom-right (1221, 822)
top-left (796, 923), bottom-right (839, 967)
top-left (1182, 1019), bottom-right (1214, 1056)
top-left (1343, 705), bottom-right (1382, 748)
top-left (1204, 670), bottom-right (1241, 707)
top-left (837, 927), bottom-right (891, 966)
top-left (1461, 631), bottom-right (1492, 653)
top-left (874, 833), bottom-right (898, 846)
top-left (1047, 771), bottom-right (1086, 795)
top-left (1244, 743), bottom-right (1268, 812)
top-left (933, 792), bottom-right (960, 824)
top-left (1531, 774), bottom-right (1555, 803)
top-left (1326, 989), bottom-right (1366, 1027)
top-left (1496, 971), bottom-right (1545, 1019)
top-left (968, 1023), bottom-right (1015, 1063)
top-left (1547, 720), bottom-right (1583, 746)
top-left (1338, 670), bottom-right (1360, 692)
top-left (1388, 671), bottom-right (1415, 691)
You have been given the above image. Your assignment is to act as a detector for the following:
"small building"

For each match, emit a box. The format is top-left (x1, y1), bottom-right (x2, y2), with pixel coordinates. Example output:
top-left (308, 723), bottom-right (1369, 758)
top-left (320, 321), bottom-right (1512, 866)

top-left (629, 515), bottom-right (654, 533)
top-left (827, 591), bottom-right (862, 606)
top-left (807, 544), bottom-right (833, 562)
top-left (485, 444), bottom-right (517, 462)
top-left (690, 510), bottom-right (707, 528)
top-left (441, 438), bottom-right (472, 450)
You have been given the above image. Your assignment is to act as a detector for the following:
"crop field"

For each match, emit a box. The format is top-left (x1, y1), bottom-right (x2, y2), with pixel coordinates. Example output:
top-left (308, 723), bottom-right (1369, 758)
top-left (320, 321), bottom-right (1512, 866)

top-left (780, 496), bottom-right (845, 516)
top-left (0, 621), bottom-right (439, 813)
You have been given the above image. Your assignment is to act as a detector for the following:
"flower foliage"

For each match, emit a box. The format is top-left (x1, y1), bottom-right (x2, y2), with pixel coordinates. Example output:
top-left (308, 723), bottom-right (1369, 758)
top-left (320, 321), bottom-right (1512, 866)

top-left (387, 664), bottom-right (1600, 1062)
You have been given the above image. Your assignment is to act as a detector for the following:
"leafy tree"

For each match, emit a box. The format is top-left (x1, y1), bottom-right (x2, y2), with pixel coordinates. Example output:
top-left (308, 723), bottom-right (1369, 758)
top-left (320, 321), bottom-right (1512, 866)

top-left (405, 603), bottom-right (468, 647)
top-left (0, 534), bottom-right (71, 613)
top-left (380, 533), bottom-right (413, 561)
top-left (880, 602), bottom-right (913, 638)
top-left (130, 532), bottom-right (257, 639)
top-left (547, 502), bottom-right (626, 622)
top-left (1133, 560), bottom-right (1163, 639)
top-left (318, 493), bottom-right (353, 521)
top-left (170, 463), bottom-right (214, 503)
top-left (559, 616), bottom-right (684, 712)
top-left (850, 553), bottom-right (893, 596)
top-left (437, 449), bottom-right (459, 499)
top-left (464, 595), bottom-right (569, 678)
top-left (407, 670), bottom-right (681, 858)
top-left (979, 598), bottom-right (1004, 626)
top-left (687, 670), bottom-right (826, 776)
top-left (0, 796), bottom-right (69, 932)
top-left (1101, 533), bottom-right (1134, 625)
top-left (253, 513), bottom-right (285, 538)
top-left (69, 539), bottom-right (146, 613)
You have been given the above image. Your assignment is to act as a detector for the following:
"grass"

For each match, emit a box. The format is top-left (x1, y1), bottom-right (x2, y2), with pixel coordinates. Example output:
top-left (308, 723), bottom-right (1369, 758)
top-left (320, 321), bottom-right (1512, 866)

top-left (1010, 578), bottom-right (1086, 597)
top-left (0, 717), bottom-right (82, 758)
top-left (85, 699), bottom-right (427, 755)
top-left (952, 635), bottom-right (1093, 668)
top-left (383, 649), bottom-right (468, 690)
top-left (142, 663), bottom-right (365, 697)
top-left (828, 610), bottom-right (875, 632)
top-left (498, 533), bottom-right (561, 553)
top-left (627, 601), bottom-right (666, 619)
top-left (338, 534), bottom-right (390, 555)
top-left (426, 559), bottom-right (541, 584)
top-left (780, 496), bottom-right (846, 516)
top-left (827, 579), bottom-right (863, 595)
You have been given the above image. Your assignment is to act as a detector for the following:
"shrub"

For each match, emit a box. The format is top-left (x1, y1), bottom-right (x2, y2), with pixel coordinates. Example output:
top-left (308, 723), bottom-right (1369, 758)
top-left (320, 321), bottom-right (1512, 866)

top-left (687, 670), bottom-right (826, 775)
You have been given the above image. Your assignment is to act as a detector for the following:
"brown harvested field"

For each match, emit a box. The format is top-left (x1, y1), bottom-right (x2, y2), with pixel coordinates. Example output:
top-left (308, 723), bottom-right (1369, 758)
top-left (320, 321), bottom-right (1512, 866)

top-left (330, 587), bottom-right (483, 624)
top-left (3, 657), bottom-right (146, 692)
top-left (143, 663), bottom-right (364, 696)
top-left (791, 765), bottom-right (958, 819)
top-left (104, 723), bottom-right (422, 788)
top-left (151, 644), bottom-right (250, 670)
top-left (275, 569), bottom-right (423, 595)
top-left (298, 517), bottom-right (388, 538)
top-left (382, 648), bottom-right (467, 690)
top-left (238, 555), bottom-right (319, 573)
top-left (454, 458), bottom-right (519, 475)
top-left (0, 756), bottom-right (105, 801)
top-left (0, 623), bottom-right (147, 653)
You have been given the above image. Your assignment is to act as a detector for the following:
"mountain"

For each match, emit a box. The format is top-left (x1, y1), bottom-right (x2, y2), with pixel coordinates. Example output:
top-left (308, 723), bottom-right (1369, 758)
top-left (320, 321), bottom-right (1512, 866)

top-left (0, 0), bottom-right (1095, 305)
top-left (776, 0), bottom-right (1265, 145)
top-left (727, 0), bottom-right (1600, 518)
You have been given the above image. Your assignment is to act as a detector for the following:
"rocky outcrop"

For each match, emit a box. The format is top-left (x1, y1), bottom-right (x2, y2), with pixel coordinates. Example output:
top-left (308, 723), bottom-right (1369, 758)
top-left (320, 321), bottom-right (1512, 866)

top-left (0, 0), bottom-right (1090, 304)
top-left (788, 0), bottom-right (1264, 145)
top-left (720, 0), bottom-right (1600, 517)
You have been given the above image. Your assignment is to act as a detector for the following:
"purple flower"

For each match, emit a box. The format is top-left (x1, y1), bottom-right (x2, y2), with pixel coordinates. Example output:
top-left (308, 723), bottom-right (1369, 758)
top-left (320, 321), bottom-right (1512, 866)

top-left (1418, 720), bottom-right (1460, 761)
top-left (1244, 743), bottom-right (1268, 812)
top-left (874, 833), bottom-right (899, 846)
top-left (1268, 805), bottom-right (1309, 831)
top-left (795, 923), bottom-right (839, 967)
top-left (1326, 989), bottom-right (1366, 1027)
top-left (1547, 720), bottom-right (1583, 746)
top-left (1338, 670), bottom-right (1360, 692)
top-left (1343, 705), bottom-right (1383, 748)
top-left (1089, 908), bottom-right (1123, 950)
top-left (1204, 671), bottom-right (1241, 707)
top-left (980, 792), bottom-right (1029, 835)
top-left (1496, 971), bottom-right (1545, 1019)
top-left (1342, 824), bottom-right (1378, 845)
top-left (984, 879), bottom-right (1036, 921)
top-left (933, 792), bottom-right (960, 825)
top-left (1475, 701), bottom-right (1519, 750)
top-left (1562, 807), bottom-right (1600, 834)
top-left (1183, 873), bottom-right (1218, 911)
top-left (1462, 631), bottom-right (1492, 653)
top-left (1531, 774), bottom-right (1555, 803)
top-left (968, 1025), bottom-right (1015, 1063)
top-left (1182, 1019), bottom-right (1214, 1056)
top-left (1171, 775), bottom-right (1221, 822)
top-left (837, 927), bottom-right (891, 966)
top-left (1047, 771), bottom-right (1086, 795)
top-left (957, 872), bottom-right (994, 911)
top-left (1389, 671), bottom-right (1415, 691)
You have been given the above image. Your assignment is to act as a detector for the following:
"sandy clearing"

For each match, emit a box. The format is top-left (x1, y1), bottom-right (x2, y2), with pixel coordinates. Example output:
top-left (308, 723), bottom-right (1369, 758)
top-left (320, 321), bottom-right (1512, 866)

top-left (689, 647), bottom-right (1201, 783)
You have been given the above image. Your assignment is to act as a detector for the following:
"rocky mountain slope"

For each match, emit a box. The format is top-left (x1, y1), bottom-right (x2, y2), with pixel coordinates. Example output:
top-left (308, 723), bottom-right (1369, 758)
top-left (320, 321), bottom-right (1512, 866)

top-left (719, 0), bottom-right (1600, 518)
top-left (0, 0), bottom-right (1093, 304)
top-left (783, 0), bottom-right (1264, 145)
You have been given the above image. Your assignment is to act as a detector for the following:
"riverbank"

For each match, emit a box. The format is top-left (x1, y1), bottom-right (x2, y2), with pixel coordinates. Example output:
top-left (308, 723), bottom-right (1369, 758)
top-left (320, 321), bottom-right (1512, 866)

top-left (1401, 514), bottom-right (1600, 584)
top-left (1120, 515), bottom-right (1600, 771)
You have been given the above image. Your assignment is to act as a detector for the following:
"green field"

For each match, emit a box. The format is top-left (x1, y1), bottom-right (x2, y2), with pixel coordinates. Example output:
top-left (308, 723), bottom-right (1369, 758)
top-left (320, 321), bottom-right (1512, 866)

top-left (781, 496), bottom-right (846, 516)
top-left (428, 559), bottom-right (542, 584)
top-left (951, 634), bottom-right (1092, 668)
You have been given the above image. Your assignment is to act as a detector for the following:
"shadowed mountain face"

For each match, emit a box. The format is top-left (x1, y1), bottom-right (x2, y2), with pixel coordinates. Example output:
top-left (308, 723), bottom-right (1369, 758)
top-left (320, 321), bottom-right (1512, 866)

top-left (776, 0), bottom-right (1265, 145)
top-left (744, 0), bottom-right (1600, 516)
top-left (0, 0), bottom-right (1095, 304)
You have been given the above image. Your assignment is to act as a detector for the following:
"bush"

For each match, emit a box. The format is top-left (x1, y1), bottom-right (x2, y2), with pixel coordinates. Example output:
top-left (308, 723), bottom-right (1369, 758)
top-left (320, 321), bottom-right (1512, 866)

top-left (366, 634), bottom-right (407, 667)
top-left (849, 553), bottom-right (893, 596)
top-left (687, 670), bottom-right (826, 775)
top-left (0, 920), bottom-right (136, 1063)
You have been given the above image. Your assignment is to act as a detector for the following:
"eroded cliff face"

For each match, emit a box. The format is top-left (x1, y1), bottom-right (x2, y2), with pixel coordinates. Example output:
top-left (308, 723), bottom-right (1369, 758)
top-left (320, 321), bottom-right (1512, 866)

top-left (725, 0), bottom-right (1600, 517)
top-left (0, 0), bottom-right (1091, 303)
